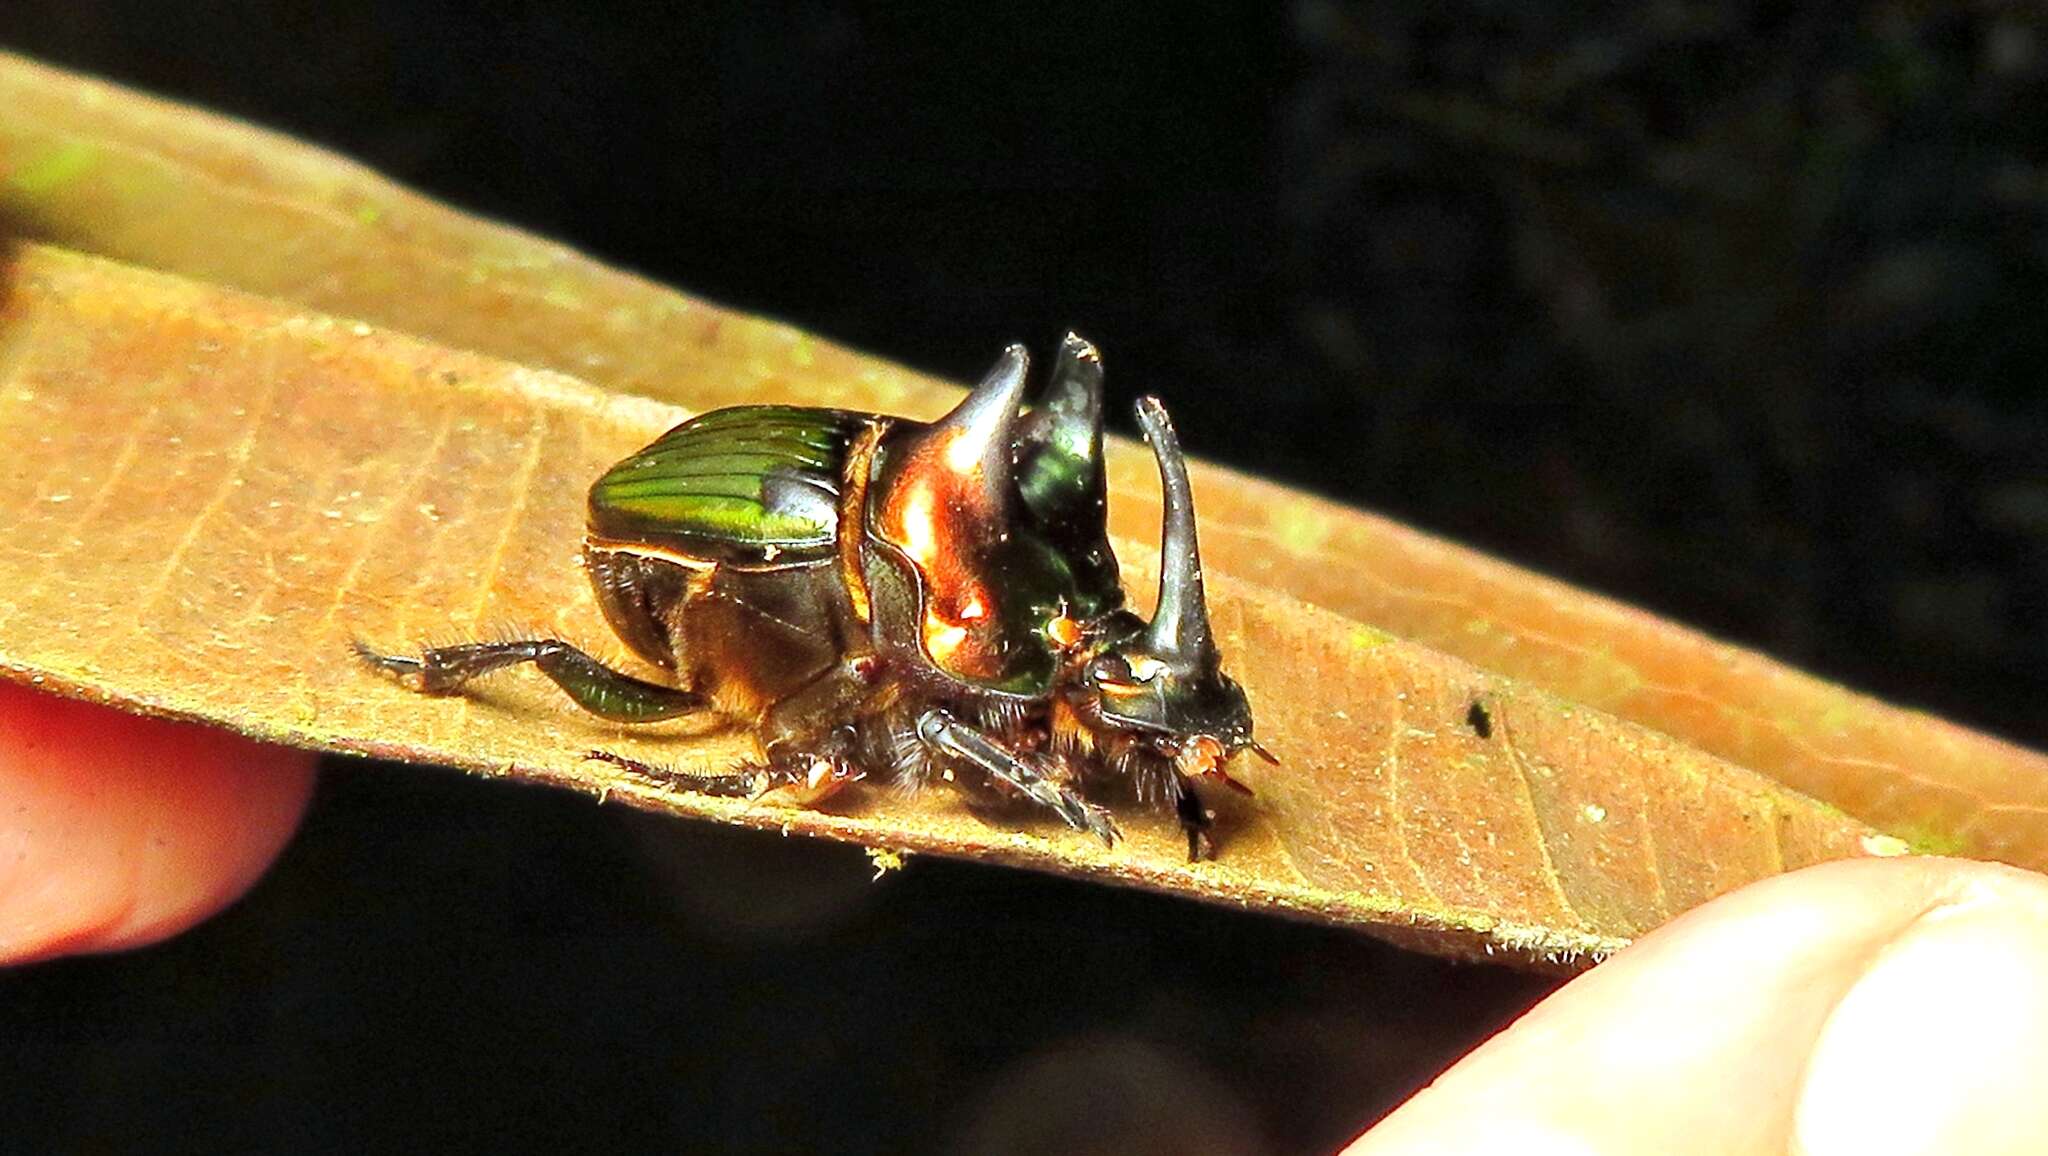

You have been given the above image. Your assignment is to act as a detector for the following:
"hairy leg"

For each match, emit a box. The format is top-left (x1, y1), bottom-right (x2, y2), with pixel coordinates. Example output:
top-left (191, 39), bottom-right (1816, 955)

top-left (355, 637), bottom-right (703, 723)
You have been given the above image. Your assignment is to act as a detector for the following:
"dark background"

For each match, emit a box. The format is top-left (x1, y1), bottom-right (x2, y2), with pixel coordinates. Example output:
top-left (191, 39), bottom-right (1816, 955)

top-left (4, 4), bottom-right (2045, 1153)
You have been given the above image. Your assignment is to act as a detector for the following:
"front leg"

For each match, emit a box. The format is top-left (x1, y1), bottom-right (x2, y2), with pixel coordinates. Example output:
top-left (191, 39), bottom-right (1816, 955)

top-left (916, 708), bottom-right (1118, 847)
top-left (1170, 772), bottom-right (1217, 862)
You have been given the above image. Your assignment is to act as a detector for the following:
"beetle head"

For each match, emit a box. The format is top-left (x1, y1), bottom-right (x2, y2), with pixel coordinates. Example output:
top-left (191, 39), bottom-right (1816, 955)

top-left (1083, 397), bottom-right (1267, 784)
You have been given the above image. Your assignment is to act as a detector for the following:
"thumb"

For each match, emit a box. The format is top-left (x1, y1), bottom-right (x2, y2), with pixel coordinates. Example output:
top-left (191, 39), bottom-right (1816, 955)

top-left (1349, 856), bottom-right (2048, 1155)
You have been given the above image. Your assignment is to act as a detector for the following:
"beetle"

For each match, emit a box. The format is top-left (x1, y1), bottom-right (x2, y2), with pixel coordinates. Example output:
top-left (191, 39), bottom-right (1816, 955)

top-left (357, 335), bottom-right (1269, 858)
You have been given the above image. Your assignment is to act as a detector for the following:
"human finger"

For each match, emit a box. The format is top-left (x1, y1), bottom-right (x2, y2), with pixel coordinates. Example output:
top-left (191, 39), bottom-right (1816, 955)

top-left (0, 682), bottom-right (317, 964)
top-left (1348, 856), bottom-right (2048, 1155)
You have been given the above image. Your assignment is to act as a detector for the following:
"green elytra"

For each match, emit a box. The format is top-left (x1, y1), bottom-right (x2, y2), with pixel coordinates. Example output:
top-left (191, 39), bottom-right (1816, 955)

top-left (359, 335), bottom-right (1267, 859)
top-left (587, 405), bottom-right (862, 559)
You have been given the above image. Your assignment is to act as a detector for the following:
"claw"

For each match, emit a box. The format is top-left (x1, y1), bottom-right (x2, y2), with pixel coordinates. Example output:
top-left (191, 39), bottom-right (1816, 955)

top-left (351, 638), bottom-right (428, 689)
top-left (1077, 802), bottom-right (1122, 848)
top-left (1021, 752), bottom-right (1117, 845)
top-left (1213, 768), bottom-right (1256, 796)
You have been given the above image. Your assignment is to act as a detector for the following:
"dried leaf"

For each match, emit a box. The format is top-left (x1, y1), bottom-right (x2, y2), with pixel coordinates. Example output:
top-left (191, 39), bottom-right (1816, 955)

top-left (0, 244), bottom-right (1889, 962)
top-left (4, 51), bottom-right (2041, 875)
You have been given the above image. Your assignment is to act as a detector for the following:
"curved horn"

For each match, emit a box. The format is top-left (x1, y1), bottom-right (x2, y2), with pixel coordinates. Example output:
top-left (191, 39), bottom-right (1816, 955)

top-left (932, 342), bottom-right (1031, 498)
top-left (885, 343), bottom-right (1031, 516)
top-left (1017, 332), bottom-right (1106, 522)
top-left (872, 343), bottom-right (1033, 581)
top-left (1134, 396), bottom-right (1215, 669)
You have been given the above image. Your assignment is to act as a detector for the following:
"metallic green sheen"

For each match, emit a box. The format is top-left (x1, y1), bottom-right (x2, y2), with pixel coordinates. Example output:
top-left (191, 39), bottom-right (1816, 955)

top-left (588, 406), bottom-right (870, 561)
top-left (1016, 447), bottom-right (1091, 523)
top-left (1015, 446), bottom-right (1121, 619)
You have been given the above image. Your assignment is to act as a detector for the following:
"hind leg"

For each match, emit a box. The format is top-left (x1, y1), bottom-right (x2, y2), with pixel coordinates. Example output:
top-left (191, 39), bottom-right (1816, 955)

top-left (354, 637), bottom-right (703, 723)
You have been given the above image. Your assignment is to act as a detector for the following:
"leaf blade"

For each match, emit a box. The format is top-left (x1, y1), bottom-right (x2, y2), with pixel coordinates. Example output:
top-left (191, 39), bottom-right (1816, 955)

top-left (2, 51), bottom-right (2038, 870)
top-left (0, 244), bottom-right (1889, 963)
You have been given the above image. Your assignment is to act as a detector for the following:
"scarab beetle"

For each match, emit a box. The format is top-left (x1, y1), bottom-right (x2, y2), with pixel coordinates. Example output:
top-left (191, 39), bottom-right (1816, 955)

top-left (358, 335), bottom-right (1269, 858)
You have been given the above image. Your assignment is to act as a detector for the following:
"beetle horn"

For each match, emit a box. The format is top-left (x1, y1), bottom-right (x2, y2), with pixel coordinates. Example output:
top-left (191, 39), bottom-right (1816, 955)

top-left (909, 342), bottom-right (1031, 506)
top-left (1016, 332), bottom-right (1106, 524)
top-left (1134, 397), bottom-right (1217, 670)
top-left (874, 342), bottom-right (1033, 566)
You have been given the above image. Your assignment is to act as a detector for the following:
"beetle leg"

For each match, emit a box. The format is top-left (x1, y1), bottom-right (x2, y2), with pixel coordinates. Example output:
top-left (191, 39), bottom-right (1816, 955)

top-left (582, 749), bottom-right (763, 797)
top-left (753, 724), bottom-right (866, 804)
top-left (354, 637), bottom-right (703, 723)
top-left (915, 708), bottom-right (1119, 847)
top-left (587, 737), bottom-right (858, 805)
top-left (758, 654), bottom-right (884, 753)
top-left (728, 654), bottom-right (887, 794)
top-left (1170, 772), bottom-right (1217, 862)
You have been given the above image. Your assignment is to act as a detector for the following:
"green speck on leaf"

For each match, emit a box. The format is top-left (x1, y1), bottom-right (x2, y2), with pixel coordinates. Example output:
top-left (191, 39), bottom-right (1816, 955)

top-left (865, 847), bottom-right (907, 878)
top-left (1888, 823), bottom-right (1970, 858)
top-left (1350, 625), bottom-right (1391, 651)
top-left (1271, 504), bottom-right (1332, 555)
top-left (352, 202), bottom-right (385, 226)
top-left (9, 141), bottom-right (97, 196)
top-left (1810, 696), bottom-right (1860, 737)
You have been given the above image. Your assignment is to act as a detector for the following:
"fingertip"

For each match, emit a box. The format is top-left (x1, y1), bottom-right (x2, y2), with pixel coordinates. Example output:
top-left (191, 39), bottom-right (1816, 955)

top-left (0, 682), bottom-right (316, 964)
top-left (1349, 857), bottom-right (2048, 1155)
top-left (1793, 862), bottom-right (2048, 1154)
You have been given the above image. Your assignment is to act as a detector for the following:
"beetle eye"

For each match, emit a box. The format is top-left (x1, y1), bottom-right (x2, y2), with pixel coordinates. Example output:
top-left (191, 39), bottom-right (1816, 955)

top-left (1090, 655), bottom-right (1133, 684)
top-left (1124, 655), bottom-right (1167, 682)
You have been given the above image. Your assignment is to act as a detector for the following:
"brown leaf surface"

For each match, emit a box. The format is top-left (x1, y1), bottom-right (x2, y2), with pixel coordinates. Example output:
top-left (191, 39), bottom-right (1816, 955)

top-left (4, 52), bottom-right (2042, 871)
top-left (0, 243), bottom-right (1890, 962)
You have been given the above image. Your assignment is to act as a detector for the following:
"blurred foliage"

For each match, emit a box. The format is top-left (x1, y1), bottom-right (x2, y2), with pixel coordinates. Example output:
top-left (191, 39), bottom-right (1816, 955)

top-left (1279, 3), bottom-right (2047, 735)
